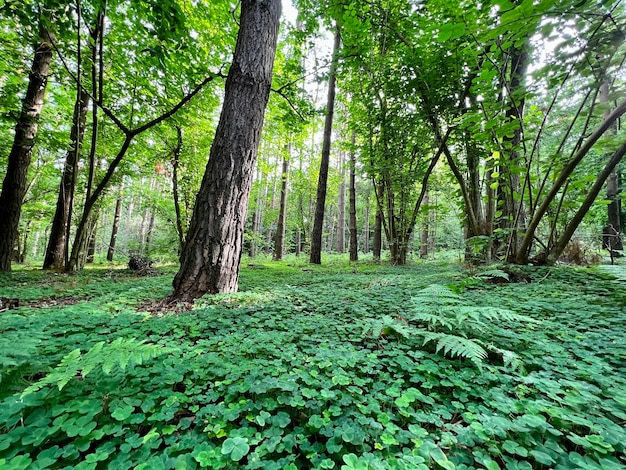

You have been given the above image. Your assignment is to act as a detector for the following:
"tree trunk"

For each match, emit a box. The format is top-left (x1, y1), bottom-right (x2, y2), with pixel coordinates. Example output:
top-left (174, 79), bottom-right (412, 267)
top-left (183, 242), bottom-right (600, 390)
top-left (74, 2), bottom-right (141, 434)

top-left (420, 192), bottom-right (429, 258)
top-left (310, 25), bottom-right (340, 264)
top-left (250, 166), bottom-right (266, 257)
top-left (543, 138), bottom-right (626, 264)
top-left (373, 181), bottom-right (383, 261)
top-left (363, 182), bottom-right (370, 253)
top-left (145, 210), bottom-right (155, 254)
top-left (107, 183), bottom-right (124, 261)
top-left (514, 99), bottom-right (626, 263)
top-left (600, 81), bottom-right (623, 251)
top-left (273, 145), bottom-right (289, 261)
top-left (86, 220), bottom-right (97, 264)
top-left (171, 0), bottom-right (281, 300)
top-left (337, 152), bottom-right (346, 254)
top-left (171, 126), bottom-right (185, 252)
top-left (0, 27), bottom-right (54, 271)
top-left (349, 140), bottom-right (358, 262)
top-left (499, 44), bottom-right (529, 261)
top-left (43, 87), bottom-right (91, 270)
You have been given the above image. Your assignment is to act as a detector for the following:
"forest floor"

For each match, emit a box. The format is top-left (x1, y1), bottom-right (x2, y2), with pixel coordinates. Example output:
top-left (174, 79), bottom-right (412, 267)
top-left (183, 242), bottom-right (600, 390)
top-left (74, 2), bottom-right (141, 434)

top-left (0, 259), bottom-right (625, 469)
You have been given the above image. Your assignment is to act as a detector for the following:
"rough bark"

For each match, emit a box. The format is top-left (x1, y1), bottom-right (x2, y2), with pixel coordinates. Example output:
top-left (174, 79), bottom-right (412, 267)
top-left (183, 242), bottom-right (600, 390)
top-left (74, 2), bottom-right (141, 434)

top-left (273, 146), bottom-right (289, 261)
top-left (43, 88), bottom-right (91, 270)
top-left (0, 27), bottom-right (54, 271)
top-left (310, 25), bottom-right (340, 264)
top-left (171, 0), bottom-right (281, 300)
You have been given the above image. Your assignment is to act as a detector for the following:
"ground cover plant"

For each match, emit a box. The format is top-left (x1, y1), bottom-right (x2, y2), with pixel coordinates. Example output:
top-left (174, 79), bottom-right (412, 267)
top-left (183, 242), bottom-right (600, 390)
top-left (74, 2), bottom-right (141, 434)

top-left (0, 260), bottom-right (625, 469)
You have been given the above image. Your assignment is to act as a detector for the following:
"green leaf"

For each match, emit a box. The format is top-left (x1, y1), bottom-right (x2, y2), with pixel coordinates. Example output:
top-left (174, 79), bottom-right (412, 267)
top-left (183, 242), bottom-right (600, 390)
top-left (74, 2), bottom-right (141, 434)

top-left (221, 437), bottom-right (250, 461)
top-left (530, 450), bottom-right (556, 466)
top-left (111, 405), bottom-right (134, 421)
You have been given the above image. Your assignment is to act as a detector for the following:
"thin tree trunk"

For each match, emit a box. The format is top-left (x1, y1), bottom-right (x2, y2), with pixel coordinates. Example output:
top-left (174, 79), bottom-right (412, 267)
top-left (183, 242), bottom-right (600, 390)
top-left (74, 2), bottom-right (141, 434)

top-left (310, 25), bottom-right (340, 264)
top-left (363, 182), bottom-right (370, 253)
top-left (544, 138), bottom-right (626, 264)
top-left (349, 138), bottom-right (358, 262)
top-left (337, 151), bottom-right (346, 254)
top-left (145, 210), bottom-right (155, 254)
top-left (600, 80), bottom-right (623, 250)
top-left (274, 145), bottom-right (290, 261)
top-left (373, 181), bottom-right (383, 261)
top-left (171, 126), bottom-right (185, 252)
top-left (107, 182), bottom-right (124, 261)
top-left (44, 87), bottom-right (90, 270)
top-left (171, 0), bottom-right (281, 300)
top-left (86, 220), bottom-right (97, 264)
top-left (515, 99), bottom-right (626, 263)
top-left (420, 192), bottom-right (429, 258)
top-left (0, 27), bottom-right (54, 271)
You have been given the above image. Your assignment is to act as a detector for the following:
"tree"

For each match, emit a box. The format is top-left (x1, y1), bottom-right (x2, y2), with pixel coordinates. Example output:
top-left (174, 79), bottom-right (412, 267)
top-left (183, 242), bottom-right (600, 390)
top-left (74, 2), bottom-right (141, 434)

top-left (273, 145), bottom-right (290, 261)
top-left (310, 25), bottom-right (340, 264)
top-left (170, 0), bottom-right (281, 300)
top-left (0, 25), bottom-right (54, 271)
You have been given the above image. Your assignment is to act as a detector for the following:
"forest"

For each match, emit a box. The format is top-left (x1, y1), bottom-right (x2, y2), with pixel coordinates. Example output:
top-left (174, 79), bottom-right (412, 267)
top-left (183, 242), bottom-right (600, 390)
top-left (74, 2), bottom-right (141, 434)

top-left (1, 0), bottom-right (626, 468)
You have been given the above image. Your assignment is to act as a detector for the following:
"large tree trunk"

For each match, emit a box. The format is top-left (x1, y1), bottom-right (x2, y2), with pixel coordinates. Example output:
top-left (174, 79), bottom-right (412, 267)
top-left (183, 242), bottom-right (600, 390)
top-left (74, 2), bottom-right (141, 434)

top-left (310, 25), bottom-right (340, 264)
top-left (349, 141), bottom-right (358, 262)
top-left (171, 0), bottom-right (281, 300)
top-left (0, 27), bottom-right (53, 271)
top-left (273, 145), bottom-right (289, 260)
top-left (43, 87), bottom-right (91, 270)
top-left (499, 44), bottom-right (529, 261)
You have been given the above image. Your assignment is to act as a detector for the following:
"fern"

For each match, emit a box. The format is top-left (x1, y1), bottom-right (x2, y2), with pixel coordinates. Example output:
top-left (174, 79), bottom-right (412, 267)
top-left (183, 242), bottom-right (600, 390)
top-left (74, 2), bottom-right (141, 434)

top-left (401, 284), bottom-right (540, 371)
top-left (475, 269), bottom-right (510, 282)
top-left (21, 338), bottom-right (173, 397)
top-left (418, 331), bottom-right (488, 368)
top-left (365, 315), bottom-right (413, 340)
top-left (407, 309), bottom-right (455, 330)
top-left (486, 344), bottom-right (525, 372)
top-left (413, 284), bottom-right (461, 306)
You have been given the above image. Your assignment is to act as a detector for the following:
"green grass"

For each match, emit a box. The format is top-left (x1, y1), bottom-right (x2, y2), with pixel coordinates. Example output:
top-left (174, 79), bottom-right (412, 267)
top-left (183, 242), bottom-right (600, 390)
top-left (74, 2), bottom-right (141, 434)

top-left (0, 260), bottom-right (624, 469)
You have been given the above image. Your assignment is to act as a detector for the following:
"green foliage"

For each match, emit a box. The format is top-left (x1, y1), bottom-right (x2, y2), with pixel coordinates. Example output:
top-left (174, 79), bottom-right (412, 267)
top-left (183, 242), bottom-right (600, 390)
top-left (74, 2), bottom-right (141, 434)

top-left (0, 262), bottom-right (625, 469)
top-left (21, 337), bottom-right (173, 396)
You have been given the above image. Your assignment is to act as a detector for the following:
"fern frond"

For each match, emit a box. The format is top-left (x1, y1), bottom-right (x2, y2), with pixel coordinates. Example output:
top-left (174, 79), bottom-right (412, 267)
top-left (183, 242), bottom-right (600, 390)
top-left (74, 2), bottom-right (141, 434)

top-left (419, 331), bottom-right (487, 368)
top-left (475, 269), bottom-right (509, 281)
top-left (21, 338), bottom-right (172, 397)
top-left (485, 344), bottom-right (525, 372)
top-left (413, 285), bottom-right (461, 306)
top-left (407, 310), bottom-right (454, 330)
top-left (458, 306), bottom-right (539, 324)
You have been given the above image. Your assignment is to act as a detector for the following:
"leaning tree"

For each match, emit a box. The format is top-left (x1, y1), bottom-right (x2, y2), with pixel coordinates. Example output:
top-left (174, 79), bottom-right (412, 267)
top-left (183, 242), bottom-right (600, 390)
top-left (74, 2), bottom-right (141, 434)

top-left (170, 0), bottom-right (281, 300)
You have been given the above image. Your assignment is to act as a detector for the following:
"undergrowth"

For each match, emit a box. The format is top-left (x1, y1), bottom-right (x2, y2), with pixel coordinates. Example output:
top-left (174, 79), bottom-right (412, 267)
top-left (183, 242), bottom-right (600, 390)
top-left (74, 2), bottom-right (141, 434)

top-left (0, 261), bottom-right (624, 469)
